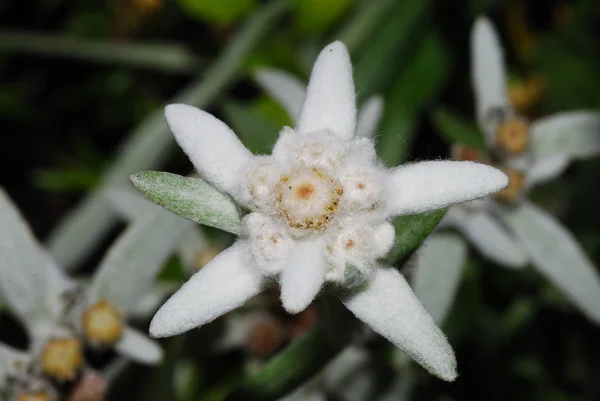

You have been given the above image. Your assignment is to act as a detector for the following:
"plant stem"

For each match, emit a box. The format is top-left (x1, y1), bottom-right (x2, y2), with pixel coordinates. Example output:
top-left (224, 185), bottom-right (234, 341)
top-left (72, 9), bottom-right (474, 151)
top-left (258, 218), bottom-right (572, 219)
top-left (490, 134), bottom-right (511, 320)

top-left (0, 30), bottom-right (202, 73)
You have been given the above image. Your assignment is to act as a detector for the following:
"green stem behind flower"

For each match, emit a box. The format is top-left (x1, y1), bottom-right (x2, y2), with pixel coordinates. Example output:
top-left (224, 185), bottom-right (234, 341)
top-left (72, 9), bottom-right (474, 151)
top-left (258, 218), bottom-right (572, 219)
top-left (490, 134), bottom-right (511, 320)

top-left (0, 30), bottom-right (203, 73)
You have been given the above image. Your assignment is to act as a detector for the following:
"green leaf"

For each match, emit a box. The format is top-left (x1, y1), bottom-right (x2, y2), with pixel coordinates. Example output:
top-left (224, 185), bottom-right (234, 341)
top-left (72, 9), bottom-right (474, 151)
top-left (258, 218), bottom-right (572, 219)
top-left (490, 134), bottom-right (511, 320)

top-left (388, 209), bottom-right (448, 264)
top-left (222, 100), bottom-right (280, 155)
top-left (378, 32), bottom-right (450, 165)
top-left (353, 0), bottom-right (429, 100)
top-left (432, 107), bottom-right (486, 151)
top-left (334, 0), bottom-right (396, 53)
top-left (292, 0), bottom-right (355, 33)
top-left (130, 172), bottom-right (242, 235)
top-left (177, 0), bottom-right (256, 25)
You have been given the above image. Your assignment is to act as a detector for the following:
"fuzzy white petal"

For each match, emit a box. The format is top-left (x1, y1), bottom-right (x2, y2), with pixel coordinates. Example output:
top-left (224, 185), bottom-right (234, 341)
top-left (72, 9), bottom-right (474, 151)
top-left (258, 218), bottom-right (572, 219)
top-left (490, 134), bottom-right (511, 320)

top-left (90, 206), bottom-right (189, 314)
top-left (280, 239), bottom-right (326, 314)
top-left (165, 104), bottom-right (253, 196)
top-left (525, 155), bottom-right (569, 188)
top-left (149, 242), bottom-right (264, 337)
top-left (254, 68), bottom-right (306, 121)
top-left (0, 189), bottom-right (67, 326)
top-left (503, 203), bottom-right (600, 324)
top-left (115, 326), bottom-right (163, 364)
top-left (343, 266), bottom-right (457, 381)
top-left (471, 17), bottom-right (510, 136)
top-left (296, 41), bottom-right (357, 140)
top-left (531, 111), bottom-right (600, 159)
top-left (356, 95), bottom-right (384, 139)
top-left (413, 233), bottom-right (467, 324)
top-left (453, 210), bottom-right (528, 268)
top-left (385, 161), bottom-right (508, 216)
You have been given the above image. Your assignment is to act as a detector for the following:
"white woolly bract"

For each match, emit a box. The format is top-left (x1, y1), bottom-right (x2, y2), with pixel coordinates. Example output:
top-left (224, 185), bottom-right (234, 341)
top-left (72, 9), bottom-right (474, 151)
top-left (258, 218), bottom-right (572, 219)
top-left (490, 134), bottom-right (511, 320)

top-left (149, 242), bottom-right (264, 338)
top-left (296, 41), bottom-right (357, 140)
top-left (343, 266), bottom-right (458, 381)
top-left (165, 104), bottom-right (252, 198)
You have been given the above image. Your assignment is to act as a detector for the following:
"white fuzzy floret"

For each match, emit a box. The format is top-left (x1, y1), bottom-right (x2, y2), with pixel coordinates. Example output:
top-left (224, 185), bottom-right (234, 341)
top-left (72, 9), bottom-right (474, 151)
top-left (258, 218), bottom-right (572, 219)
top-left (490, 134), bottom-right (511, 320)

top-left (243, 213), bottom-right (294, 276)
top-left (238, 157), bottom-right (281, 212)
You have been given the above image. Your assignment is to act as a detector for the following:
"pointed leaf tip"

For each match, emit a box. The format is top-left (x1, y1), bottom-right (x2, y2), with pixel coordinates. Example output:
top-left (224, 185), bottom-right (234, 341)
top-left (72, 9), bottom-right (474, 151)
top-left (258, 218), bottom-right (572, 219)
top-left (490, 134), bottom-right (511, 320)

top-left (131, 171), bottom-right (242, 234)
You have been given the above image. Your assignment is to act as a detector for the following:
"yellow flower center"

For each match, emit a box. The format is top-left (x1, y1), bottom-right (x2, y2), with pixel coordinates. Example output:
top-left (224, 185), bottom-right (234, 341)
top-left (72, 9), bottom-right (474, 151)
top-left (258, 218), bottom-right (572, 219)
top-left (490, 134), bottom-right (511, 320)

top-left (275, 167), bottom-right (343, 233)
top-left (40, 337), bottom-right (83, 381)
top-left (82, 301), bottom-right (124, 346)
top-left (17, 391), bottom-right (54, 401)
top-left (495, 118), bottom-right (529, 154)
top-left (495, 169), bottom-right (525, 203)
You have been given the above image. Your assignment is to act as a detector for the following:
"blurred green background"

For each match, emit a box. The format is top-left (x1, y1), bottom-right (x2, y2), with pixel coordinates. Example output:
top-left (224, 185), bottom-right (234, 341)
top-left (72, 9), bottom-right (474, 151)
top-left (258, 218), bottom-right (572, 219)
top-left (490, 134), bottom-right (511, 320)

top-left (2, 0), bottom-right (600, 400)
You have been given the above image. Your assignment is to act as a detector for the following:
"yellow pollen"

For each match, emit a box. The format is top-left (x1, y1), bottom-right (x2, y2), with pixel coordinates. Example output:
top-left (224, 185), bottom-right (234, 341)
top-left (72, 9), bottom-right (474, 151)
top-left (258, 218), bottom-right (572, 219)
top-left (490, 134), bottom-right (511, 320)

top-left (496, 118), bottom-right (529, 154)
top-left (495, 169), bottom-right (525, 203)
top-left (40, 338), bottom-right (83, 381)
top-left (345, 240), bottom-right (355, 250)
top-left (82, 301), bottom-right (124, 346)
top-left (17, 391), bottom-right (54, 401)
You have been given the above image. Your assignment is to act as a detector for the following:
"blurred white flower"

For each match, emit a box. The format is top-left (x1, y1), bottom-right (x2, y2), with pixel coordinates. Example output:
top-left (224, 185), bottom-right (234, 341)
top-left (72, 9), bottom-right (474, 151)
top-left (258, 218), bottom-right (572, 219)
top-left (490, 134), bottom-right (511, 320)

top-left (142, 41), bottom-right (508, 381)
top-left (0, 189), bottom-right (184, 384)
top-left (413, 17), bottom-right (600, 325)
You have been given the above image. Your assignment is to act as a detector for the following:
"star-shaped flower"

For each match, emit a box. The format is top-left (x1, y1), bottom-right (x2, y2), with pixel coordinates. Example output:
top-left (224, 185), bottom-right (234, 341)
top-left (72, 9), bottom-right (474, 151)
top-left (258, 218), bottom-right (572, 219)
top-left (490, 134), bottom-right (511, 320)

top-left (136, 41), bottom-right (508, 381)
top-left (0, 188), bottom-right (181, 385)
top-left (413, 17), bottom-right (600, 325)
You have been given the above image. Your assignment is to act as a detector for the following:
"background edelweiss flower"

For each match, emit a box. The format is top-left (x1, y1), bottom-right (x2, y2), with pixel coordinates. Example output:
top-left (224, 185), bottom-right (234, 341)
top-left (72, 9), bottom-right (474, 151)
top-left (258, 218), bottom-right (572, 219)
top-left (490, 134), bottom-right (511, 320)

top-left (0, 188), bottom-right (181, 384)
top-left (412, 16), bottom-right (600, 325)
top-left (134, 40), bottom-right (508, 381)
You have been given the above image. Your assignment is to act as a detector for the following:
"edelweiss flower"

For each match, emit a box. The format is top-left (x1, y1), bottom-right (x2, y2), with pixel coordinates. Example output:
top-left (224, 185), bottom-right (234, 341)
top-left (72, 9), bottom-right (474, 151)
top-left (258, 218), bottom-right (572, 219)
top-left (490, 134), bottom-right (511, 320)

top-left (0, 189), bottom-right (182, 390)
top-left (413, 17), bottom-right (600, 324)
top-left (137, 41), bottom-right (508, 381)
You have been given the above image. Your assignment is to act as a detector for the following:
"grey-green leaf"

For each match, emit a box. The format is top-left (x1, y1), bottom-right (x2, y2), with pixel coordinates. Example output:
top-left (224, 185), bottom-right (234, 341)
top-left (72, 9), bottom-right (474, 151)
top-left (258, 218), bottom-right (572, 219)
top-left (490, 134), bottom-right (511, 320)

top-left (131, 172), bottom-right (242, 234)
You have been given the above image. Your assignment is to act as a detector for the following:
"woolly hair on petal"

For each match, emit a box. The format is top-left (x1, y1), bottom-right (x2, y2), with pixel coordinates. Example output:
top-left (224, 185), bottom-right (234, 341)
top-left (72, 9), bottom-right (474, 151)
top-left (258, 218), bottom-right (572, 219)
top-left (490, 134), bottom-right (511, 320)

top-left (413, 233), bottom-right (467, 324)
top-left (165, 104), bottom-right (254, 197)
top-left (503, 203), bottom-right (600, 324)
top-left (530, 111), bottom-right (600, 160)
top-left (115, 327), bottom-right (163, 364)
top-left (149, 242), bottom-right (265, 338)
top-left (471, 17), bottom-right (510, 135)
top-left (343, 266), bottom-right (457, 381)
top-left (296, 41), bottom-right (357, 140)
top-left (254, 68), bottom-right (306, 122)
top-left (280, 239), bottom-right (327, 314)
top-left (384, 161), bottom-right (508, 216)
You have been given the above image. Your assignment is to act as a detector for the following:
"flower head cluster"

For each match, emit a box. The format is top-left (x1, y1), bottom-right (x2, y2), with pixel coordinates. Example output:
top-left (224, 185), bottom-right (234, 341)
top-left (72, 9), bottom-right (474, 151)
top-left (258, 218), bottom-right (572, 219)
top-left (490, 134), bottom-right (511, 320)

top-left (140, 41), bottom-right (509, 381)
top-left (0, 189), bottom-right (175, 400)
top-left (413, 17), bottom-right (600, 325)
